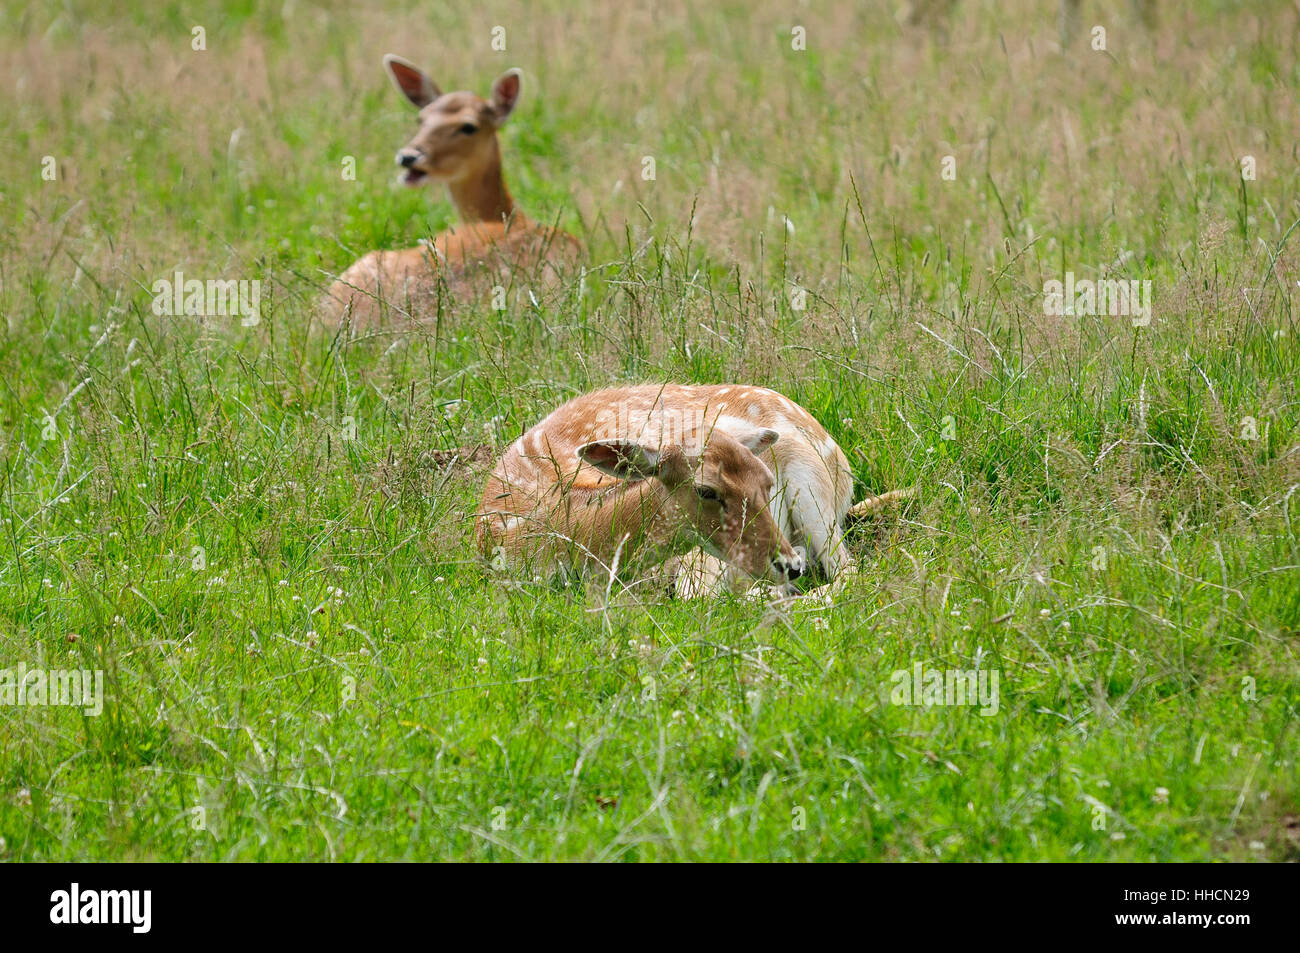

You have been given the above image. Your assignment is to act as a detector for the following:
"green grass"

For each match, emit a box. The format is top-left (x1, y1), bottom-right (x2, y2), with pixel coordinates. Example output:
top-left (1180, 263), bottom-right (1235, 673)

top-left (0, 0), bottom-right (1297, 860)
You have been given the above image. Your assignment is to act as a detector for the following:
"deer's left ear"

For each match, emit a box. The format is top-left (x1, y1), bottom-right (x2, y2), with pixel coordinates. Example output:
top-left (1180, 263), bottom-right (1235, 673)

top-left (489, 68), bottom-right (523, 123)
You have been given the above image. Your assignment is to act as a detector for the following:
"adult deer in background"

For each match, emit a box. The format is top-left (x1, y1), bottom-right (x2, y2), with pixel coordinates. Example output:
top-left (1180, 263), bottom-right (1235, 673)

top-left (328, 56), bottom-right (581, 320)
top-left (476, 385), bottom-right (913, 600)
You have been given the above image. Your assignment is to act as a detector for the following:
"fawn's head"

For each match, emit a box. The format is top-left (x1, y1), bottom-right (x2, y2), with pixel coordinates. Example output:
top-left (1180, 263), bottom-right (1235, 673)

top-left (382, 54), bottom-right (521, 188)
top-left (577, 424), bottom-right (805, 585)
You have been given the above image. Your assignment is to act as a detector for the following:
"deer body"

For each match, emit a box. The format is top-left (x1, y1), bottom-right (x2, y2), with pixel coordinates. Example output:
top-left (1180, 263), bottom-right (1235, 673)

top-left (476, 385), bottom-right (867, 594)
top-left (328, 57), bottom-right (580, 318)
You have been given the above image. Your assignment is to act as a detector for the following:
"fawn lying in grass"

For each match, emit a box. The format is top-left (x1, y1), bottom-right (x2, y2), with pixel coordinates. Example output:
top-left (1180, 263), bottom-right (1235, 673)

top-left (328, 56), bottom-right (581, 321)
top-left (475, 384), bottom-right (913, 600)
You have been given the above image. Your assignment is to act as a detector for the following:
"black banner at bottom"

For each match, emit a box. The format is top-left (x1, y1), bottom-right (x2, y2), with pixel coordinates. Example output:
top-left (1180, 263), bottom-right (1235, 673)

top-left (0, 861), bottom-right (1285, 942)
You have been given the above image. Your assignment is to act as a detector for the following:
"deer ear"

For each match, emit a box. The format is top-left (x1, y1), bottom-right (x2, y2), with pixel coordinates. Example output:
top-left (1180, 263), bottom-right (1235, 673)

top-left (712, 416), bottom-right (780, 455)
top-left (383, 54), bottom-right (440, 108)
top-left (489, 68), bottom-right (523, 123)
top-left (736, 427), bottom-right (779, 454)
top-left (577, 439), bottom-right (660, 479)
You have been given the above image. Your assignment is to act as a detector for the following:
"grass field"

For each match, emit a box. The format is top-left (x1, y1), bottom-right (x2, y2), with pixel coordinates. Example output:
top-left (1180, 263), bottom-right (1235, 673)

top-left (1, 0), bottom-right (1297, 861)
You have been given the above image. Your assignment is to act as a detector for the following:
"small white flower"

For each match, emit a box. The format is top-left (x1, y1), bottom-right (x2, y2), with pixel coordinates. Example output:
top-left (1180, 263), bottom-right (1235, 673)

top-left (1152, 787), bottom-right (1169, 804)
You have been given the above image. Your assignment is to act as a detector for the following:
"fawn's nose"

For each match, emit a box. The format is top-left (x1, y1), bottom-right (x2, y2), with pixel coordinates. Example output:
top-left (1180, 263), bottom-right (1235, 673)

top-left (772, 550), bottom-right (805, 582)
top-left (397, 150), bottom-right (420, 168)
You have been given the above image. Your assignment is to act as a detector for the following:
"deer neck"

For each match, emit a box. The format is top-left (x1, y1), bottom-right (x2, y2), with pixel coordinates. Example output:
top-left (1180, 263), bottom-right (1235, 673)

top-left (580, 480), bottom-right (687, 568)
top-left (446, 140), bottom-right (516, 225)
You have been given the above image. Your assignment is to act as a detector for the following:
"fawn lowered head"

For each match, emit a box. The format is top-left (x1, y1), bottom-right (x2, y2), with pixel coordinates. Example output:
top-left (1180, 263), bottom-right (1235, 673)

top-left (576, 424), bottom-right (806, 585)
top-left (383, 54), bottom-right (520, 190)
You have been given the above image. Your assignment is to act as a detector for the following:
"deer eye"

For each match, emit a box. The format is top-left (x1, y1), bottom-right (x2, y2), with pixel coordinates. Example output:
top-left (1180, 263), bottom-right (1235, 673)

top-left (458, 123), bottom-right (478, 135)
top-left (695, 485), bottom-right (723, 506)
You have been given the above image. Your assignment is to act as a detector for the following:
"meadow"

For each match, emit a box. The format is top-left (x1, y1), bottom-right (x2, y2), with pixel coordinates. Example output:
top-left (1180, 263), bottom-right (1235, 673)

top-left (0, 0), bottom-right (1296, 861)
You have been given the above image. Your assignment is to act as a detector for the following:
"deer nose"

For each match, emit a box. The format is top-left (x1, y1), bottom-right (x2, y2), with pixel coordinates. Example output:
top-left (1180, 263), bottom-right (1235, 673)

top-left (396, 150), bottom-right (420, 168)
top-left (772, 551), bottom-right (805, 582)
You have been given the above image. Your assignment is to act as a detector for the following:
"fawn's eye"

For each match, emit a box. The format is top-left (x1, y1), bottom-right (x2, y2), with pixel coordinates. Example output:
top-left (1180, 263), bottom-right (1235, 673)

top-left (458, 123), bottom-right (478, 135)
top-left (695, 485), bottom-right (723, 506)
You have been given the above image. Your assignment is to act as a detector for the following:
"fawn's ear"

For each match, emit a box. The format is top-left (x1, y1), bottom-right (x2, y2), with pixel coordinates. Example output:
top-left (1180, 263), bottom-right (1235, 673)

top-left (489, 68), bottom-right (523, 123)
top-left (578, 439), bottom-right (660, 479)
top-left (715, 419), bottom-right (779, 455)
top-left (383, 54), bottom-right (441, 108)
top-left (737, 427), bottom-right (779, 454)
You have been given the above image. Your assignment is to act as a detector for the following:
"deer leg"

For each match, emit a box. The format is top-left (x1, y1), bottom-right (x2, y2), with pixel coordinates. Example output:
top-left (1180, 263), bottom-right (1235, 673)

top-left (780, 469), bottom-right (853, 583)
top-left (666, 548), bottom-right (729, 599)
